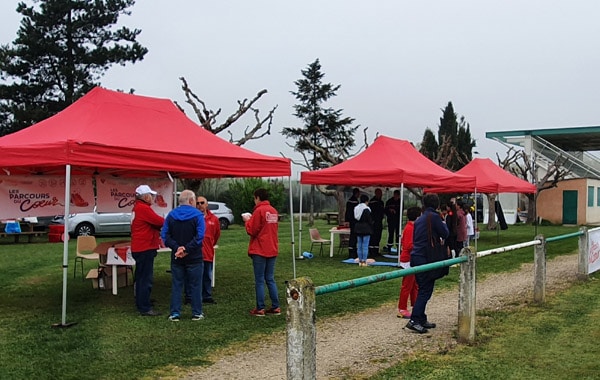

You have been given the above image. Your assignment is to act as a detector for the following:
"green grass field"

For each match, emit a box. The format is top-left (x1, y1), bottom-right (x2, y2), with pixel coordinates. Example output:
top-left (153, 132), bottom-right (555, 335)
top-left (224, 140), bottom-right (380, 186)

top-left (0, 220), bottom-right (594, 379)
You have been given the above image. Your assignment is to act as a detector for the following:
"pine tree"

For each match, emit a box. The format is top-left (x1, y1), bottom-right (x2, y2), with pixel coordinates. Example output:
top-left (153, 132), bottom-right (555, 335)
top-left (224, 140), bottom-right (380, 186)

top-left (0, 0), bottom-right (147, 135)
top-left (283, 59), bottom-right (358, 225)
top-left (283, 59), bottom-right (357, 169)
top-left (420, 101), bottom-right (476, 171)
top-left (420, 129), bottom-right (439, 161)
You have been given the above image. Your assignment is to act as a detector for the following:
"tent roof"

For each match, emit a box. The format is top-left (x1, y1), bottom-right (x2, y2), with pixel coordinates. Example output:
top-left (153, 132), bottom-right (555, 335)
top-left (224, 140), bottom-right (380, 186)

top-left (300, 135), bottom-right (476, 188)
top-left (425, 158), bottom-right (536, 194)
top-left (0, 87), bottom-right (290, 178)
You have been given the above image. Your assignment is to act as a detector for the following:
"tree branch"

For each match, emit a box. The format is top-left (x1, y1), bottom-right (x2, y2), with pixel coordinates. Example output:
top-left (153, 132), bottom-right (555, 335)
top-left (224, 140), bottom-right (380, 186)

top-left (178, 77), bottom-right (275, 146)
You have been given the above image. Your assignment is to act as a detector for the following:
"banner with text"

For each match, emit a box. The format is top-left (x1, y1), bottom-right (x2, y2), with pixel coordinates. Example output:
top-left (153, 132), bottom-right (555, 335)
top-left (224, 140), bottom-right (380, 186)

top-left (588, 228), bottom-right (600, 274)
top-left (96, 176), bottom-right (173, 216)
top-left (0, 175), bottom-right (94, 219)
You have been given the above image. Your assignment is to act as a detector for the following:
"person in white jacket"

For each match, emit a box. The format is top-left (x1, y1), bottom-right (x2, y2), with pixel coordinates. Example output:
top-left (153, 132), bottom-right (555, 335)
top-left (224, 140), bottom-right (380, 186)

top-left (464, 203), bottom-right (474, 247)
top-left (353, 195), bottom-right (373, 267)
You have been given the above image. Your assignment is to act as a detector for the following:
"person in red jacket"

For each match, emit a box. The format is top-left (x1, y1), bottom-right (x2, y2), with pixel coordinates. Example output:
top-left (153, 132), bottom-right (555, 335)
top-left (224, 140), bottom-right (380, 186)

top-left (397, 206), bottom-right (421, 318)
top-left (196, 196), bottom-right (221, 304)
top-left (131, 185), bottom-right (165, 316)
top-left (242, 188), bottom-right (280, 317)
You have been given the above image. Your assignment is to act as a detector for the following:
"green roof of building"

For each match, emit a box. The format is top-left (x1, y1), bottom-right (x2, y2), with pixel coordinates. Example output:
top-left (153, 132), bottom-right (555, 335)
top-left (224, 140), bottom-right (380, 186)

top-left (486, 126), bottom-right (600, 151)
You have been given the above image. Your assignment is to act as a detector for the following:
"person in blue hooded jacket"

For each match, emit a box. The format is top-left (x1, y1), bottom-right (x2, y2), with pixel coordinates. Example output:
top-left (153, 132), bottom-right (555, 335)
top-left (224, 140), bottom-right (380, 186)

top-left (161, 190), bottom-right (205, 321)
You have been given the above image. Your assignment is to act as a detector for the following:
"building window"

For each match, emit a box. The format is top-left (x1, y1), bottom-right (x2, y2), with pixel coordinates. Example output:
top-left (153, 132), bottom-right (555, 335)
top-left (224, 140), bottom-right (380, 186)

top-left (597, 188), bottom-right (600, 206)
top-left (588, 186), bottom-right (594, 207)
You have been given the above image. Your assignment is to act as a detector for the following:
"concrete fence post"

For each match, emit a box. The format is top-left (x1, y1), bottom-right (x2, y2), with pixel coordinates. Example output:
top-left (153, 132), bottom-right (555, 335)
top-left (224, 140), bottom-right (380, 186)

top-left (533, 234), bottom-right (546, 304)
top-left (286, 277), bottom-right (316, 380)
top-left (577, 226), bottom-right (589, 280)
top-left (457, 247), bottom-right (476, 343)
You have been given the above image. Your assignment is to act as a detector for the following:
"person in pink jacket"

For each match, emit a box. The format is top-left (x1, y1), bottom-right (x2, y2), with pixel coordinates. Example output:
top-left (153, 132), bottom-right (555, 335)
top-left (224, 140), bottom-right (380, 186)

top-left (242, 188), bottom-right (280, 317)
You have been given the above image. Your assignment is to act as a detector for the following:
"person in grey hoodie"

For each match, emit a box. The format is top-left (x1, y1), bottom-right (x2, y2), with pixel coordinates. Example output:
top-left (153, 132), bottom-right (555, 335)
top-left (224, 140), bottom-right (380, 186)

top-left (161, 190), bottom-right (205, 321)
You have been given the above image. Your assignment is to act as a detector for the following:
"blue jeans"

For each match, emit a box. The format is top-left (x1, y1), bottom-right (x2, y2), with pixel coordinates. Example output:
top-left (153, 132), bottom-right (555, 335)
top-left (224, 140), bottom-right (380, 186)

top-left (410, 254), bottom-right (435, 324)
top-left (251, 255), bottom-right (279, 310)
top-left (171, 261), bottom-right (203, 317)
top-left (357, 235), bottom-right (370, 262)
top-left (202, 261), bottom-right (213, 300)
top-left (184, 261), bottom-right (213, 301)
top-left (132, 250), bottom-right (156, 313)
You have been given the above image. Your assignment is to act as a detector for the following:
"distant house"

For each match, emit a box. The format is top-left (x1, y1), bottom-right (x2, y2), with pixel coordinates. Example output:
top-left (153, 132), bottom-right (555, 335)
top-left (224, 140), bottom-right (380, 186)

top-left (537, 178), bottom-right (600, 225)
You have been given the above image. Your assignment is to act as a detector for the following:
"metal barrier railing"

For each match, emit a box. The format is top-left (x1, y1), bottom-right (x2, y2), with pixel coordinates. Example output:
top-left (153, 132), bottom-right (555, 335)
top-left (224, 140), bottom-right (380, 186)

top-left (315, 256), bottom-right (467, 296)
top-left (285, 227), bottom-right (592, 380)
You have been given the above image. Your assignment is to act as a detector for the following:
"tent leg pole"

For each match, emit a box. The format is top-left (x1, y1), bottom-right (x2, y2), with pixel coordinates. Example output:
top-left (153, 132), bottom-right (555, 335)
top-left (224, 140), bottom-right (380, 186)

top-left (289, 176), bottom-right (296, 279)
top-left (53, 164), bottom-right (77, 328)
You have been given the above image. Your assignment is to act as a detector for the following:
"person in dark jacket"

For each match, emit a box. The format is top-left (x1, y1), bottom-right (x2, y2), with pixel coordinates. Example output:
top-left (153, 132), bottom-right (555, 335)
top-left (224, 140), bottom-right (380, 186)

top-left (384, 190), bottom-right (401, 252)
top-left (368, 188), bottom-right (385, 258)
top-left (406, 193), bottom-right (449, 334)
top-left (161, 190), bottom-right (205, 321)
top-left (131, 184), bottom-right (165, 317)
top-left (444, 200), bottom-right (458, 258)
top-left (354, 194), bottom-right (373, 266)
top-left (344, 188), bottom-right (360, 259)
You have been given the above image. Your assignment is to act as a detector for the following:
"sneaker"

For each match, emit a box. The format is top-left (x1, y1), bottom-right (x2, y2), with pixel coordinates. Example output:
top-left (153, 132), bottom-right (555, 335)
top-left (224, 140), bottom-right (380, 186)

top-left (265, 307), bottom-right (281, 315)
top-left (397, 309), bottom-right (411, 319)
top-left (203, 298), bottom-right (217, 304)
top-left (405, 320), bottom-right (428, 334)
top-left (168, 314), bottom-right (180, 322)
top-left (191, 314), bottom-right (204, 321)
top-left (140, 310), bottom-right (161, 317)
top-left (250, 308), bottom-right (265, 317)
top-left (422, 321), bottom-right (437, 329)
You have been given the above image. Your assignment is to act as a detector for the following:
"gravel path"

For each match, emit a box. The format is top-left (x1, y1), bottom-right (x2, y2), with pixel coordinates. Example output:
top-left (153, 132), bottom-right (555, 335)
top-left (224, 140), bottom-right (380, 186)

top-left (182, 254), bottom-right (579, 379)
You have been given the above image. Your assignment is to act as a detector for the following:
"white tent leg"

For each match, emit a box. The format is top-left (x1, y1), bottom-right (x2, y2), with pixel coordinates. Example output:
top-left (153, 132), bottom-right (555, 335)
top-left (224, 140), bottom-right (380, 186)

top-left (298, 177), bottom-right (303, 259)
top-left (289, 176), bottom-right (296, 279)
top-left (397, 183), bottom-right (405, 266)
top-left (53, 164), bottom-right (76, 328)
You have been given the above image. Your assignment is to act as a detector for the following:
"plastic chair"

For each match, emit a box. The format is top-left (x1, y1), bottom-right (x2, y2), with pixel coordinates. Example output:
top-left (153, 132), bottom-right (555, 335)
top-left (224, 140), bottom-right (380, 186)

top-left (74, 235), bottom-right (98, 280)
top-left (309, 228), bottom-right (331, 256)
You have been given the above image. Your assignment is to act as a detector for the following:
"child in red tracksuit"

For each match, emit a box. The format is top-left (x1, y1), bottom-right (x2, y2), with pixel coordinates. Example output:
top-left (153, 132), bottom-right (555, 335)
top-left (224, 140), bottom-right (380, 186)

top-left (397, 206), bottom-right (422, 319)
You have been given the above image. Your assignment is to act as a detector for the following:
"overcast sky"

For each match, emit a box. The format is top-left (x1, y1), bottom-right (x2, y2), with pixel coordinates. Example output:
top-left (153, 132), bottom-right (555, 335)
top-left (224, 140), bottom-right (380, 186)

top-left (2, 1), bottom-right (600, 177)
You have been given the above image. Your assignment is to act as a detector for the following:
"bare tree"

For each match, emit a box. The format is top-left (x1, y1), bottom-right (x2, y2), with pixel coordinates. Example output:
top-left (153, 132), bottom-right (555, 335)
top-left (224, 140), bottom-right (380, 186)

top-left (175, 77), bottom-right (278, 192)
top-left (497, 147), bottom-right (569, 225)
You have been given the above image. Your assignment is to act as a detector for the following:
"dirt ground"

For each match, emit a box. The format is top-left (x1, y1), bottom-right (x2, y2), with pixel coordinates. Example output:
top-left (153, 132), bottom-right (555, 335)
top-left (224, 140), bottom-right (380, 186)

top-left (182, 254), bottom-right (580, 380)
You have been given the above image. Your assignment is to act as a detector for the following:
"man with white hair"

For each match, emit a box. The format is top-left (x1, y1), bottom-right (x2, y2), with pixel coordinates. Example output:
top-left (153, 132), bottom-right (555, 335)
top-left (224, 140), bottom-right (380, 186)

top-left (161, 190), bottom-right (206, 321)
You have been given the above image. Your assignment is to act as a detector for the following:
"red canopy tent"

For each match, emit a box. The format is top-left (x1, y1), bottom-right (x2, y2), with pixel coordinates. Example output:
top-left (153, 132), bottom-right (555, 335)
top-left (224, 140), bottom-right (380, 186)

top-left (0, 87), bottom-right (291, 327)
top-left (300, 136), bottom-right (476, 264)
top-left (0, 87), bottom-right (290, 178)
top-left (301, 135), bottom-right (476, 188)
top-left (424, 158), bottom-right (536, 194)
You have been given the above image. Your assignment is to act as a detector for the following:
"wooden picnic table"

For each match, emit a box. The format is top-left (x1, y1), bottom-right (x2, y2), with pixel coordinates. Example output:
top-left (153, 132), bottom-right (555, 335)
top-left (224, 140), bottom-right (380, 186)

top-left (325, 212), bottom-right (339, 224)
top-left (0, 222), bottom-right (47, 243)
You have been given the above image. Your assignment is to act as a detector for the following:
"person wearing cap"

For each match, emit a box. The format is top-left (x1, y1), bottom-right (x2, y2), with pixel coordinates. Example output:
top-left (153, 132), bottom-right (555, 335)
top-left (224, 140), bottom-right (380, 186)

top-left (131, 184), bottom-right (165, 317)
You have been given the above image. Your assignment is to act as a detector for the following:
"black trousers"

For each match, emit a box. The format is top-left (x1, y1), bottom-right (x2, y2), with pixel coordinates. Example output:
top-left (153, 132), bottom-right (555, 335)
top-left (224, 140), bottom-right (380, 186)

top-left (386, 221), bottom-right (399, 248)
top-left (369, 221), bottom-right (383, 256)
